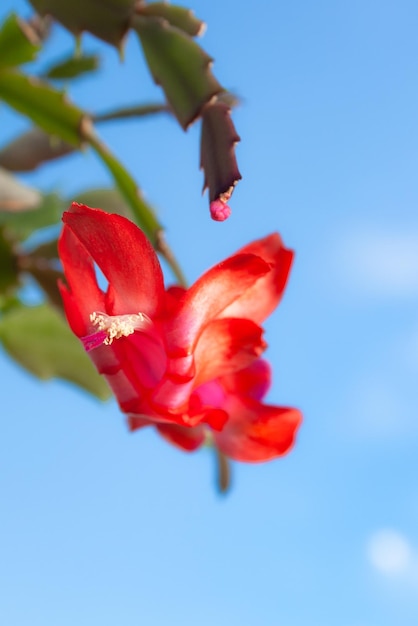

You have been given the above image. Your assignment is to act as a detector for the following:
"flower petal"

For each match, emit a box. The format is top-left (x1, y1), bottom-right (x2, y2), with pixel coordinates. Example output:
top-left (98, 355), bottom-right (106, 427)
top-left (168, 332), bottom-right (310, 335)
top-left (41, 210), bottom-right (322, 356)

top-left (156, 423), bottom-right (205, 452)
top-left (89, 344), bottom-right (146, 413)
top-left (164, 253), bottom-right (271, 357)
top-left (111, 332), bottom-right (167, 390)
top-left (58, 224), bottom-right (106, 337)
top-left (221, 233), bottom-right (294, 324)
top-left (62, 203), bottom-right (164, 317)
top-left (127, 414), bottom-right (206, 451)
top-left (127, 414), bottom-right (154, 431)
top-left (221, 359), bottom-right (272, 400)
top-left (194, 318), bottom-right (266, 387)
top-left (215, 397), bottom-right (302, 462)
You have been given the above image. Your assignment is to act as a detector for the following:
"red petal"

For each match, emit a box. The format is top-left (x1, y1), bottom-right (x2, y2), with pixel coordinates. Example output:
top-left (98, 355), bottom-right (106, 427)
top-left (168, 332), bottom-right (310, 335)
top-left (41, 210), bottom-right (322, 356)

top-left (221, 359), bottom-right (272, 401)
top-left (128, 415), bottom-right (205, 451)
top-left (221, 233), bottom-right (294, 324)
top-left (58, 225), bottom-right (106, 336)
top-left (202, 408), bottom-right (228, 431)
top-left (91, 345), bottom-right (146, 412)
top-left (156, 423), bottom-right (205, 451)
top-left (151, 377), bottom-right (195, 414)
top-left (63, 203), bottom-right (164, 317)
top-left (194, 318), bottom-right (266, 387)
top-left (165, 285), bottom-right (187, 316)
top-left (127, 415), bottom-right (153, 431)
top-left (215, 397), bottom-right (302, 463)
top-left (165, 253), bottom-right (271, 356)
top-left (111, 332), bottom-right (167, 390)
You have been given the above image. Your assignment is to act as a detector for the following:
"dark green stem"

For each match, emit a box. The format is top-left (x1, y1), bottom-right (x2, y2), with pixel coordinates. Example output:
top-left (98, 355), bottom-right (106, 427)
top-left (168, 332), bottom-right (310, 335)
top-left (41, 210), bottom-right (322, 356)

top-left (84, 125), bottom-right (187, 286)
top-left (94, 102), bottom-right (170, 123)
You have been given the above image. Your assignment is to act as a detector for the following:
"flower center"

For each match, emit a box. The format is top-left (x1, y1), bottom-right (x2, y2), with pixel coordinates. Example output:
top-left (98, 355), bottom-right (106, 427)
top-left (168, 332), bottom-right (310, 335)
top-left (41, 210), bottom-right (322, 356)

top-left (82, 311), bottom-right (152, 350)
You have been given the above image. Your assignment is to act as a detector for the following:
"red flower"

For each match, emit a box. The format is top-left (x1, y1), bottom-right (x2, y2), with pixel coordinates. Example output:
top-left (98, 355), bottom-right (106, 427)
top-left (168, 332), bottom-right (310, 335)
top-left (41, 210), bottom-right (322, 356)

top-left (58, 203), bottom-right (301, 462)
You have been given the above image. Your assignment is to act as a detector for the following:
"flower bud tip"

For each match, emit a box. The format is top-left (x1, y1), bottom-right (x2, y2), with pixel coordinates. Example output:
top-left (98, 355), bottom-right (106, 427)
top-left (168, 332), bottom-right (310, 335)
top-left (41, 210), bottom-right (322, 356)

top-left (210, 200), bottom-right (231, 222)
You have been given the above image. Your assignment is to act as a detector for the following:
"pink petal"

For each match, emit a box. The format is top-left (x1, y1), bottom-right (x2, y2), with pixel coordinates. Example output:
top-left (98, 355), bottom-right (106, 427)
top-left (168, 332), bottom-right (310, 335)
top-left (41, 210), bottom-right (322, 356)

top-left (188, 383), bottom-right (228, 430)
top-left (62, 203), bottom-right (164, 317)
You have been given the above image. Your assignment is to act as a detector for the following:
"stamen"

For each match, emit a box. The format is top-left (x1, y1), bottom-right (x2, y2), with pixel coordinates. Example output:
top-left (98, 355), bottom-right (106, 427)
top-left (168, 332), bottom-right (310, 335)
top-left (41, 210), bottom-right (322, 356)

top-left (86, 311), bottom-right (152, 348)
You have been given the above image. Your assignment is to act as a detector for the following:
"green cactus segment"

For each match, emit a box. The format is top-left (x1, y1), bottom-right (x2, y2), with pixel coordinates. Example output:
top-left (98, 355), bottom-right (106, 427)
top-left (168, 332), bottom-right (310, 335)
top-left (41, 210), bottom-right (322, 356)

top-left (42, 54), bottom-right (100, 81)
top-left (0, 303), bottom-right (112, 400)
top-left (0, 69), bottom-right (163, 243)
top-left (22, 258), bottom-right (64, 311)
top-left (200, 101), bottom-right (242, 202)
top-left (28, 0), bottom-right (136, 47)
top-left (73, 187), bottom-right (133, 219)
top-left (0, 70), bottom-right (86, 146)
top-left (87, 133), bottom-right (163, 244)
top-left (0, 13), bottom-right (41, 68)
top-left (0, 228), bottom-right (19, 295)
top-left (134, 15), bottom-right (223, 129)
top-left (0, 193), bottom-right (64, 241)
top-left (137, 2), bottom-right (205, 37)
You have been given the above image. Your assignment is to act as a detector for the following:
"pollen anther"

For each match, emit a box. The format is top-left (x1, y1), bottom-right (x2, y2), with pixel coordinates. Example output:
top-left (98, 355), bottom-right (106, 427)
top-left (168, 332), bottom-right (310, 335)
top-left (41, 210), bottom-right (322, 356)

top-left (90, 311), bottom-right (152, 345)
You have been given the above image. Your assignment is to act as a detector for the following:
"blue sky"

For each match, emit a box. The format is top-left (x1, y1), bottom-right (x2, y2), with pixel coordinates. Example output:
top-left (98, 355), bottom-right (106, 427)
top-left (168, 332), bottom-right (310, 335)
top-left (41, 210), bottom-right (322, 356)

top-left (2, 1), bottom-right (418, 625)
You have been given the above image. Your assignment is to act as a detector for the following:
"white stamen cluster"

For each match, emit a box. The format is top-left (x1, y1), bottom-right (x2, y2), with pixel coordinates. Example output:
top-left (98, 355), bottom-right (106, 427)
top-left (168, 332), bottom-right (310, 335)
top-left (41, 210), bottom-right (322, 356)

top-left (90, 311), bottom-right (151, 345)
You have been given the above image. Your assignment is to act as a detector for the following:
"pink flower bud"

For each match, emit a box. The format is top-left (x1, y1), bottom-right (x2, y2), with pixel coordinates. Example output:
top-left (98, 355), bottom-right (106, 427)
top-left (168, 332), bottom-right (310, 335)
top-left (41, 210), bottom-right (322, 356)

top-left (210, 199), bottom-right (231, 222)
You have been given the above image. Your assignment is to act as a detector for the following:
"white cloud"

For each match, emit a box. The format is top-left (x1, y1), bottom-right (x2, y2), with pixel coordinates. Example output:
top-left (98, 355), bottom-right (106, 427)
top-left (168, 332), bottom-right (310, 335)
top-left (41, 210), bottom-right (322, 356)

top-left (367, 529), bottom-right (418, 589)
top-left (337, 228), bottom-right (418, 298)
top-left (367, 529), bottom-right (412, 575)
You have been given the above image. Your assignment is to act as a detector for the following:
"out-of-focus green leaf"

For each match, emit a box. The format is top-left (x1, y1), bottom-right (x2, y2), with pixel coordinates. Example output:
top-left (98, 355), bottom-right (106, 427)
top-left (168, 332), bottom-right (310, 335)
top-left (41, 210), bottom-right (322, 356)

top-left (26, 239), bottom-right (58, 260)
top-left (0, 294), bottom-right (21, 315)
top-left (0, 128), bottom-right (74, 172)
top-left (73, 187), bottom-right (131, 218)
top-left (29, 0), bottom-right (136, 47)
top-left (0, 13), bottom-right (41, 67)
top-left (134, 15), bottom-right (223, 129)
top-left (137, 2), bottom-right (205, 37)
top-left (0, 304), bottom-right (111, 400)
top-left (24, 262), bottom-right (64, 310)
top-left (0, 227), bottom-right (19, 295)
top-left (0, 193), bottom-right (64, 241)
top-left (20, 240), bottom-right (63, 309)
top-left (0, 70), bottom-right (86, 146)
top-left (0, 102), bottom-right (168, 173)
top-left (200, 101), bottom-right (241, 202)
top-left (43, 54), bottom-right (99, 80)
top-left (0, 168), bottom-right (41, 211)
